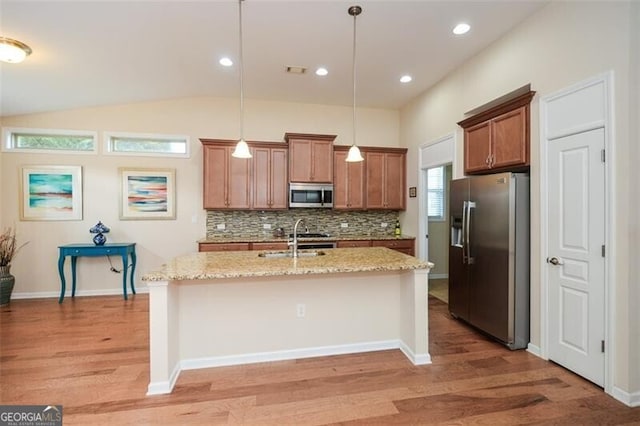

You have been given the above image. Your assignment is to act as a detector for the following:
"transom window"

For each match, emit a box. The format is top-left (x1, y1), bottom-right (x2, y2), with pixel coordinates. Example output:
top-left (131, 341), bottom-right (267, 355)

top-left (104, 132), bottom-right (189, 158)
top-left (2, 127), bottom-right (97, 154)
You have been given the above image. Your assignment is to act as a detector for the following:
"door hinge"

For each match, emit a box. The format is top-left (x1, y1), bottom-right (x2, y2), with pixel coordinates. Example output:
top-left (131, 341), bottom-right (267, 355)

top-left (601, 245), bottom-right (606, 257)
top-left (601, 340), bottom-right (605, 353)
top-left (601, 149), bottom-right (606, 163)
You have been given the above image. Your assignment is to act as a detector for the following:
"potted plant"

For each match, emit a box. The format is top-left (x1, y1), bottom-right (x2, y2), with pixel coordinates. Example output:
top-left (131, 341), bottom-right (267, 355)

top-left (0, 227), bottom-right (27, 306)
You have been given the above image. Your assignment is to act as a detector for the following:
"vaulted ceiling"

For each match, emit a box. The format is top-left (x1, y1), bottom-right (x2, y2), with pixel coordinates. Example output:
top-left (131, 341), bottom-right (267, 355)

top-left (1, 1), bottom-right (548, 117)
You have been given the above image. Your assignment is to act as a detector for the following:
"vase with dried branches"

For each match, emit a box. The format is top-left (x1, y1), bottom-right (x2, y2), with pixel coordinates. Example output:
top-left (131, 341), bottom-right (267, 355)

top-left (0, 227), bottom-right (27, 306)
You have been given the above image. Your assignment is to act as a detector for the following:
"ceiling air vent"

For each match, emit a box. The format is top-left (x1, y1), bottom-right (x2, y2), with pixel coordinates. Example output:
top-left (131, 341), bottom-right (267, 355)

top-left (286, 66), bottom-right (307, 75)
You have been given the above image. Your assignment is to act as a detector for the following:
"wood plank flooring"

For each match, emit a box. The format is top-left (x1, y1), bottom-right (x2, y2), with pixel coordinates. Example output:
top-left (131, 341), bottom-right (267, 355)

top-left (1, 295), bottom-right (638, 425)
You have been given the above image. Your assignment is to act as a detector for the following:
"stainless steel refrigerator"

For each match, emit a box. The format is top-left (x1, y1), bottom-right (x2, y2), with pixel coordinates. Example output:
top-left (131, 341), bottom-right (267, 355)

top-left (448, 172), bottom-right (530, 349)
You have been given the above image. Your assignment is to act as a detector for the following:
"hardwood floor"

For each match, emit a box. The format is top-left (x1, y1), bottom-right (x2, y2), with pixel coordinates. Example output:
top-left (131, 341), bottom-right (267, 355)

top-left (1, 295), bottom-right (638, 425)
top-left (428, 278), bottom-right (448, 304)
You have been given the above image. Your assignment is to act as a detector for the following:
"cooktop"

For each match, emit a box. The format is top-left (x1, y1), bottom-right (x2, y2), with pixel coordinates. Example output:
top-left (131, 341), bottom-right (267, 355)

top-left (288, 232), bottom-right (331, 238)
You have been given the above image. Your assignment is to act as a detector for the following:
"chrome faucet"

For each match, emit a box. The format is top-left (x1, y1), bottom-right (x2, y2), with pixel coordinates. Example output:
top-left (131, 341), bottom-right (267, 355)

top-left (288, 219), bottom-right (304, 258)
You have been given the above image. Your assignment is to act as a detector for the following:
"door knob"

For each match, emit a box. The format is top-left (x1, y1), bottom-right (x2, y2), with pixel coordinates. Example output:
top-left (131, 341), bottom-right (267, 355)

top-left (547, 257), bottom-right (564, 265)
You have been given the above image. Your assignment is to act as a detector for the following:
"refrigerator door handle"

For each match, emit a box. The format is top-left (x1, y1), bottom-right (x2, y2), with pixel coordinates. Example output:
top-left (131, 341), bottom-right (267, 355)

top-left (462, 201), bottom-right (468, 264)
top-left (466, 201), bottom-right (476, 264)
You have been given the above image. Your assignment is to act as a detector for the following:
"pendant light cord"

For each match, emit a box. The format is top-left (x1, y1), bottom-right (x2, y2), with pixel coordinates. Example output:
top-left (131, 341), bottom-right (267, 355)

top-left (352, 8), bottom-right (357, 148)
top-left (238, 0), bottom-right (245, 141)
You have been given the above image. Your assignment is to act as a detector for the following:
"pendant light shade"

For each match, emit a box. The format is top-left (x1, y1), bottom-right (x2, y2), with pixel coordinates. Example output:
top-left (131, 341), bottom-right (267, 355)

top-left (346, 144), bottom-right (364, 162)
top-left (346, 5), bottom-right (364, 163)
top-left (0, 37), bottom-right (32, 64)
top-left (232, 139), bottom-right (251, 158)
top-left (232, 0), bottom-right (252, 159)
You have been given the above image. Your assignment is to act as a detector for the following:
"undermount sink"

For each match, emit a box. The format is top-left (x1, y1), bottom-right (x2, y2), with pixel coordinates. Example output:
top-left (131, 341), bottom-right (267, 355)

top-left (258, 250), bottom-right (326, 259)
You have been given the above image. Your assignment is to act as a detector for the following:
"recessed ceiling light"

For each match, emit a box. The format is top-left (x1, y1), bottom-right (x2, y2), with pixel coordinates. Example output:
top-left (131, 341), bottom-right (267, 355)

top-left (219, 57), bottom-right (233, 67)
top-left (453, 23), bottom-right (471, 35)
top-left (400, 75), bottom-right (412, 83)
top-left (315, 67), bottom-right (328, 76)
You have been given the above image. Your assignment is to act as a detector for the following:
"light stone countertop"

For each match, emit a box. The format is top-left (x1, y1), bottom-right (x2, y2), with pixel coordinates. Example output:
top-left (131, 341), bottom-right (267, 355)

top-left (198, 234), bottom-right (415, 244)
top-left (142, 247), bottom-right (432, 282)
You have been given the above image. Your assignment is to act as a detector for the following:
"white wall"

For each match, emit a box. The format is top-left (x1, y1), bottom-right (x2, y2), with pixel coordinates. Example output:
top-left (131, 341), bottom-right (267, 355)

top-left (0, 97), bottom-right (398, 297)
top-left (400, 2), bottom-right (636, 397)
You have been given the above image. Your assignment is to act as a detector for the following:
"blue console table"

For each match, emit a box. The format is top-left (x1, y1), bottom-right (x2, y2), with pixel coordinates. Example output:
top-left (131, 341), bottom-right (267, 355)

top-left (58, 243), bottom-right (137, 303)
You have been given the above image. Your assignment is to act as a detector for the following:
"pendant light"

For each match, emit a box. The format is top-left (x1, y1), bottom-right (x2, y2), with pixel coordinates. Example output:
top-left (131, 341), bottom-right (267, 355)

top-left (232, 0), bottom-right (252, 158)
top-left (345, 5), bottom-right (364, 163)
top-left (0, 37), bottom-right (32, 64)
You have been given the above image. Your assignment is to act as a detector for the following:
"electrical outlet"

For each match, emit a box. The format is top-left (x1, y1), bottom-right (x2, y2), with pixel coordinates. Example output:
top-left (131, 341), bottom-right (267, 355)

top-left (296, 303), bottom-right (306, 318)
top-left (381, 222), bottom-right (388, 228)
top-left (341, 223), bottom-right (349, 228)
top-left (216, 223), bottom-right (225, 230)
top-left (263, 224), bottom-right (272, 230)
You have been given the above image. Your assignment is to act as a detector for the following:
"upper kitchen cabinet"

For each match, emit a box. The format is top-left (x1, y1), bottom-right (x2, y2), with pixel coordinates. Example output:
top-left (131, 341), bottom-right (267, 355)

top-left (285, 133), bottom-right (336, 183)
top-left (202, 139), bottom-right (252, 209)
top-left (201, 139), bottom-right (288, 210)
top-left (365, 147), bottom-right (407, 210)
top-left (333, 146), bottom-right (365, 210)
top-left (458, 90), bottom-right (535, 175)
top-left (252, 143), bottom-right (288, 210)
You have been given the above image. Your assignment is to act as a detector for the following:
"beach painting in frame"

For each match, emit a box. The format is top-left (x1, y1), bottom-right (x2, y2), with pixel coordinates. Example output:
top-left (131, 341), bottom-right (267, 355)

top-left (20, 165), bottom-right (83, 221)
top-left (119, 168), bottom-right (176, 220)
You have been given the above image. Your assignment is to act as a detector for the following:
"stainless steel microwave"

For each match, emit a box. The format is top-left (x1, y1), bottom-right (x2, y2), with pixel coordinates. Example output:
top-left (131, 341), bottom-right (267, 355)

top-left (289, 183), bottom-right (333, 208)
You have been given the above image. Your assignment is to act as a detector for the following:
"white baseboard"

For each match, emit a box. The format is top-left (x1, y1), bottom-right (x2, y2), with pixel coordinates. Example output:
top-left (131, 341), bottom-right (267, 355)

top-left (399, 341), bottom-right (432, 365)
top-left (148, 339), bottom-right (428, 395)
top-left (181, 340), bottom-right (402, 372)
top-left (429, 273), bottom-right (448, 280)
top-left (147, 363), bottom-right (181, 396)
top-left (526, 343), bottom-right (544, 359)
top-left (11, 287), bottom-right (149, 300)
top-left (611, 386), bottom-right (640, 407)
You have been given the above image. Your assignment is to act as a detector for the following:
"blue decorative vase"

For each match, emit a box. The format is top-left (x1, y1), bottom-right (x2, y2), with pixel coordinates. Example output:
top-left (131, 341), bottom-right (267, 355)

top-left (89, 221), bottom-right (110, 246)
top-left (93, 233), bottom-right (107, 246)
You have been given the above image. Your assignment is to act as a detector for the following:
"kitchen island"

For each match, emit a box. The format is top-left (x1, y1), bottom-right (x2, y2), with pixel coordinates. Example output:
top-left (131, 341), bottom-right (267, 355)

top-left (142, 247), bottom-right (432, 395)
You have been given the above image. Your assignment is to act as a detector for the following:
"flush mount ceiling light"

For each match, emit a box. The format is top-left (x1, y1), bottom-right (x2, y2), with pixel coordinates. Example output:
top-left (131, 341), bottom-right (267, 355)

top-left (315, 67), bottom-right (328, 76)
top-left (345, 5), bottom-right (364, 163)
top-left (453, 23), bottom-right (471, 35)
top-left (232, 0), bottom-right (252, 159)
top-left (219, 57), bottom-right (233, 67)
top-left (400, 75), bottom-right (412, 83)
top-left (0, 37), bottom-right (32, 64)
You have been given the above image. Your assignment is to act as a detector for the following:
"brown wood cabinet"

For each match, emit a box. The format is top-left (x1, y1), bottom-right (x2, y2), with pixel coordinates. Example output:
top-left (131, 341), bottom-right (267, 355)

top-left (252, 143), bottom-right (288, 210)
top-left (336, 240), bottom-right (372, 248)
top-left (285, 133), bottom-right (335, 183)
top-left (459, 91), bottom-right (535, 175)
top-left (371, 239), bottom-right (415, 256)
top-left (365, 148), bottom-right (406, 210)
top-left (201, 139), bottom-right (288, 210)
top-left (199, 239), bottom-right (414, 255)
top-left (202, 140), bottom-right (252, 209)
top-left (199, 242), bottom-right (250, 252)
top-left (333, 147), bottom-right (365, 210)
top-left (251, 242), bottom-right (289, 251)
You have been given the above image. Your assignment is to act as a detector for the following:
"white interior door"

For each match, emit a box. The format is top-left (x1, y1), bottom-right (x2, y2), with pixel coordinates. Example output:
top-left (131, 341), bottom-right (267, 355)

top-left (547, 127), bottom-right (605, 386)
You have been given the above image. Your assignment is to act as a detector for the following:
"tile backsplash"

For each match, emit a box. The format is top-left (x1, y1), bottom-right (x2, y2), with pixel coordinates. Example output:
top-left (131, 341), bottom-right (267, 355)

top-left (206, 210), bottom-right (400, 238)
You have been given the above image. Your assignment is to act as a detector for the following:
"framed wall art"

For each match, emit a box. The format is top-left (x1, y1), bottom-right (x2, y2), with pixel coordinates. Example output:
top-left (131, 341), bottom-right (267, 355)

top-left (20, 165), bottom-right (83, 221)
top-left (119, 168), bottom-right (176, 220)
